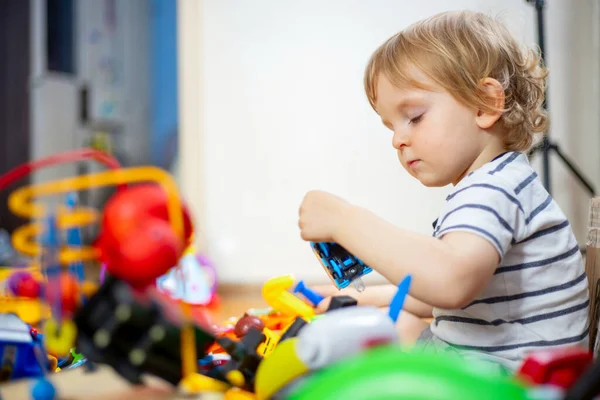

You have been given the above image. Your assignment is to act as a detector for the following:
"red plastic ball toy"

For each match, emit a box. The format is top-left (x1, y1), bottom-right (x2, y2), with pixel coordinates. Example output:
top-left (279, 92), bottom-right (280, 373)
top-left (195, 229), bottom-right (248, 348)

top-left (8, 271), bottom-right (42, 298)
top-left (95, 184), bottom-right (194, 288)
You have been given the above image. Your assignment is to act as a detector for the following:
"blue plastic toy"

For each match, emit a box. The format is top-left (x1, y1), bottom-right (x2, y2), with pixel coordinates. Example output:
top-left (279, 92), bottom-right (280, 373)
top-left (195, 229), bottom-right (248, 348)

top-left (65, 193), bottom-right (85, 282)
top-left (0, 314), bottom-right (49, 382)
top-left (294, 280), bottom-right (325, 306)
top-left (388, 275), bottom-right (412, 323)
top-left (64, 358), bottom-right (88, 370)
top-left (30, 378), bottom-right (57, 400)
top-left (310, 242), bottom-right (373, 291)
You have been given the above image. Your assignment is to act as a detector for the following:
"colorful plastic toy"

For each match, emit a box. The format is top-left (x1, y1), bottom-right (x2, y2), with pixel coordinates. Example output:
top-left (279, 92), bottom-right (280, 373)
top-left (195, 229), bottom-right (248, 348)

top-left (324, 295), bottom-right (357, 311)
top-left (388, 275), bottom-right (411, 323)
top-left (0, 151), bottom-right (123, 329)
top-left (64, 193), bottom-right (85, 282)
top-left (30, 377), bottom-right (57, 400)
top-left (0, 314), bottom-right (51, 382)
top-left (156, 245), bottom-right (218, 306)
top-left (254, 306), bottom-right (398, 400)
top-left (309, 242), bottom-right (372, 291)
top-left (7, 271), bottom-right (42, 299)
top-left (262, 275), bottom-right (315, 321)
top-left (517, 347), bottom-right (593, 389)
top-left (292, 281), bottom-right (324, 307)
top-left (0, 297), bottom-right (50, 326)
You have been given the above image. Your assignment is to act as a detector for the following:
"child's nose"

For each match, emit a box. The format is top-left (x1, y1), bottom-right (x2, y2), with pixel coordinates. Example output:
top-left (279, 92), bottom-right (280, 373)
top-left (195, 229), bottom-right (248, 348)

top-left (392, 129), bottom-right (410, 149)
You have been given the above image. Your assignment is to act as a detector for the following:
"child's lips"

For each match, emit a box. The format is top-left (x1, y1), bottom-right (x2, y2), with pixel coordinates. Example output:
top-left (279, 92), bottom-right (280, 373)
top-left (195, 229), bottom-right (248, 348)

top-left (408, 159), bottom-right (420, 169)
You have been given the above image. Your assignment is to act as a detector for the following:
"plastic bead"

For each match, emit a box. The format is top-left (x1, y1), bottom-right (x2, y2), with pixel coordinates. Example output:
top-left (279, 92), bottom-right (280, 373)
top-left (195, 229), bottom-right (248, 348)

top-left (30, 378), bottom-right (57, 400)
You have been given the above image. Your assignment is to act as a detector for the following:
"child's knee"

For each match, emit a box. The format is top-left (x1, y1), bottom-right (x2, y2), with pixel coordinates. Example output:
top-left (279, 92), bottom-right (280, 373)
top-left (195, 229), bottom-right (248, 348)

top-left (394, 310), bottom-right (429, 344)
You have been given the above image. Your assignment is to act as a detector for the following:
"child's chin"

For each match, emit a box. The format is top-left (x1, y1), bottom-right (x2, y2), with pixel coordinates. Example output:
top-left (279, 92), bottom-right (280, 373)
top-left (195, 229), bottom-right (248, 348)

top-left (416, 175), bottom-right (449, 188)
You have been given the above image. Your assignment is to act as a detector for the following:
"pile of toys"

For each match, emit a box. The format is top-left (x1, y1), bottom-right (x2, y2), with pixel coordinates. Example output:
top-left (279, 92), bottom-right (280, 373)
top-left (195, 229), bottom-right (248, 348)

top-left (0, 149), bottom-right (599, 400)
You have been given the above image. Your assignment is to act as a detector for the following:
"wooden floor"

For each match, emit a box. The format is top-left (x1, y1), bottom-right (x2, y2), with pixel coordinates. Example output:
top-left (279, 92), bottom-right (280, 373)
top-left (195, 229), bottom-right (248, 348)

top-left (0, 290), bottom-right (269, 400)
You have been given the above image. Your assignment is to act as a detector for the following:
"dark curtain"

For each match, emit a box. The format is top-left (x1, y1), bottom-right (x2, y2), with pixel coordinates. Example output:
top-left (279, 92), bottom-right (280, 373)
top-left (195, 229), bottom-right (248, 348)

top-left (0, 0), bottom-right (31, 234)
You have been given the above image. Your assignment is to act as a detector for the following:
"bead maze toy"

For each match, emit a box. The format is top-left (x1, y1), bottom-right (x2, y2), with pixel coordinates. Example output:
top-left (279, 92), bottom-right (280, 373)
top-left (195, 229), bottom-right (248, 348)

top-left (0, 149), bottom-right (212, 397)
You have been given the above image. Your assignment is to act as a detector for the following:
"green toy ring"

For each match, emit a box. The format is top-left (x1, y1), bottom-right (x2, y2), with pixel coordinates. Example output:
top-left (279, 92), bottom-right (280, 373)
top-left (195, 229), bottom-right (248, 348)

top-left (285, 344), bottom-right (532, 400)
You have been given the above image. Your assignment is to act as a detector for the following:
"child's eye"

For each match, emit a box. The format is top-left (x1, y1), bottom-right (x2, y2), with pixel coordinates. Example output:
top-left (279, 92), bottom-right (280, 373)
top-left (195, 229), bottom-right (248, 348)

top-left (409, 114), bottom-right (424, 125)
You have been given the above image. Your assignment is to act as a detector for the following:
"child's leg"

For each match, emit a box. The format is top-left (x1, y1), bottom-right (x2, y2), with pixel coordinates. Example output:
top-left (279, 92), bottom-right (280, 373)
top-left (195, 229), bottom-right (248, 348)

top-left (386, 308), bottom-right (430, 344)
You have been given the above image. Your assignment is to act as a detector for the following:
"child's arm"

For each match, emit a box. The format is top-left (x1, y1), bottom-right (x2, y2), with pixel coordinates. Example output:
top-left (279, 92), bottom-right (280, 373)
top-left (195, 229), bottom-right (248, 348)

top-left (310, 283), bottom-right (433, 317)
top-left (298, 191), bottom-right (501, 310)
top-left (333, 206), bottom-right (498, 309)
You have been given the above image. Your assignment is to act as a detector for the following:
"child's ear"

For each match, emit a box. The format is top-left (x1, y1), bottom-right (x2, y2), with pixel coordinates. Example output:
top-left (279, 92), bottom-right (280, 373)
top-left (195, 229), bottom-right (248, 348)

top-left (475, 77), bottom-right (505, 129)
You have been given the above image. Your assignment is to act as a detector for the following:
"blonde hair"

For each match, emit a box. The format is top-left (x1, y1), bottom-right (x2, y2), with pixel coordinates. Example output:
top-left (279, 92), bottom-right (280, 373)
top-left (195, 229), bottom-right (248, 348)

top-left (364, 10), bottom-right (549, 151)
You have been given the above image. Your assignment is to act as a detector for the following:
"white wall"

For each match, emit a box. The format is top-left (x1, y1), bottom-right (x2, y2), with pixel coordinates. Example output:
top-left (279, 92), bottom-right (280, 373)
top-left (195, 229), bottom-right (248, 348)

top-left (178, 0), bottom-right (600, 284)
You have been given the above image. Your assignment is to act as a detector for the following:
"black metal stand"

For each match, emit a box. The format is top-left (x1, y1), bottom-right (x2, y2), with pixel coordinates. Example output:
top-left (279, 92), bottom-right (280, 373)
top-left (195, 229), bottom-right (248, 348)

top-left (525, 0), bottom-right (596, 197)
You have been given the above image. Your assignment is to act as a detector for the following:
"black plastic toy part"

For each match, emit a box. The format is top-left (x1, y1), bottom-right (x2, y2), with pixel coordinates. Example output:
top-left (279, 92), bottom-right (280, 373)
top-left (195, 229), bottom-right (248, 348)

top-left (278, 317), bottom-right (308, 343)
top-left (210, 327), bottom-right (264, 391)
top-left (563, 358), bottom-right (600, 400)
top-left (326, 295), bottom-right (358, 311)
top-left (73, 276), bottom-right (216, 386)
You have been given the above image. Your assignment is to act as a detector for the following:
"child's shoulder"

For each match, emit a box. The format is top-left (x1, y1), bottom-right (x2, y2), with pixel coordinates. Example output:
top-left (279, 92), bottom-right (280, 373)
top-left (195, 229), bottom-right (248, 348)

top-left (451, 152), bottom-right (546, 214)
top-left (459, 152), bottom-right (535, 194)
top-left (440, 151), bottom-right (570, 245)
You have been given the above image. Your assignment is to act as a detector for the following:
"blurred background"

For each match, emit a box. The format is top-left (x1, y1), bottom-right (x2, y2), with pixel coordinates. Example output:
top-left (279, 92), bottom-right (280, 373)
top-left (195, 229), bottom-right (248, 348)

top-left (1, 0), bottom-right (599, 285)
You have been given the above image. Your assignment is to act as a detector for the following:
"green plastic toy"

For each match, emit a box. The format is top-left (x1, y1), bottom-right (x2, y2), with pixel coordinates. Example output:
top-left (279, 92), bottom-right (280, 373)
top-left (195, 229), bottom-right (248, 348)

top-left (285, 345), bottom-right (533, 400)
top-left (70, 349), bottom-right (84, 364)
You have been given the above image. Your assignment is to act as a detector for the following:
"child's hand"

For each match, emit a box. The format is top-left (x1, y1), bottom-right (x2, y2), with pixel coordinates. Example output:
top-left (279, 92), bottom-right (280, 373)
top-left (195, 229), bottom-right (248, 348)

top-left (298, 190), bottom-right (350, 242)
top-left (297, 284), bottom-right (335, 314)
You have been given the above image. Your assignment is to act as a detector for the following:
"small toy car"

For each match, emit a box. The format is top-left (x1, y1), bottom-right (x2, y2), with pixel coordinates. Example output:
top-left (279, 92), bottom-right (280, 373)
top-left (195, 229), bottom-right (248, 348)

top-left (0, 313), bottom-right (50, 382)
top-left (310, 242), bottom-right (372, 291)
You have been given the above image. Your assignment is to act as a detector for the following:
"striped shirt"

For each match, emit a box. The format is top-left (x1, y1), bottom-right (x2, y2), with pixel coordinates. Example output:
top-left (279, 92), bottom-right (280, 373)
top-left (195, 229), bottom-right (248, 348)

top-left (429, 151), bottom-right (590, 371)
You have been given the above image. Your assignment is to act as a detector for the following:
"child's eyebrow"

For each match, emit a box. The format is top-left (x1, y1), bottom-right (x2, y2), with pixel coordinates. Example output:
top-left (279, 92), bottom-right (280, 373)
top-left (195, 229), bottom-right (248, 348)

top-left (375, 93), bottom-right (427, 121)
top-left (395, 94), bottom-right (427, 109)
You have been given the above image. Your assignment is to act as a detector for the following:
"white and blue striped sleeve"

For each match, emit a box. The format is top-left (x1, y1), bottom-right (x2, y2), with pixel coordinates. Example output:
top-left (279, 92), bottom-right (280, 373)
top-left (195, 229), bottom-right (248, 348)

top-left (433, 178), bottom-right (524, 258)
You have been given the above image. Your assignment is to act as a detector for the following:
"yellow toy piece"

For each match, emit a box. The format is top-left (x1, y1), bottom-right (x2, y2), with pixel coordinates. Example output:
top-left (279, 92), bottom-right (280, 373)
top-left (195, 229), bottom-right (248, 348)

top-left (44, 318), bottom-right (77, 357)
top-left (257, 327), bottom-right (280, 357)
top-left (225, 387), bottom-right (257, 399)
top-left (11, 207), bottom-right (98, 262)
top-left (254, 338), bottom-right (309, 400)
top-left (226, 370), bottom-right (246, 388)
top-left (0, 297), bottom-right (50, 325)
top-left (261, 275), bottom-right (314, 320)
top-left (179, 372), bottom-right (231, 393)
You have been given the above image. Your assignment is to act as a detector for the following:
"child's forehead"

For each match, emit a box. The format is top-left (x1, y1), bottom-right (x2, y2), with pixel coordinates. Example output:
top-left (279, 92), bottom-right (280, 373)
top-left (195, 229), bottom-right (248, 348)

top-left (377, 64), bottom-right (442, 96)
top-left (376, 71), bottom-right (440, 104)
